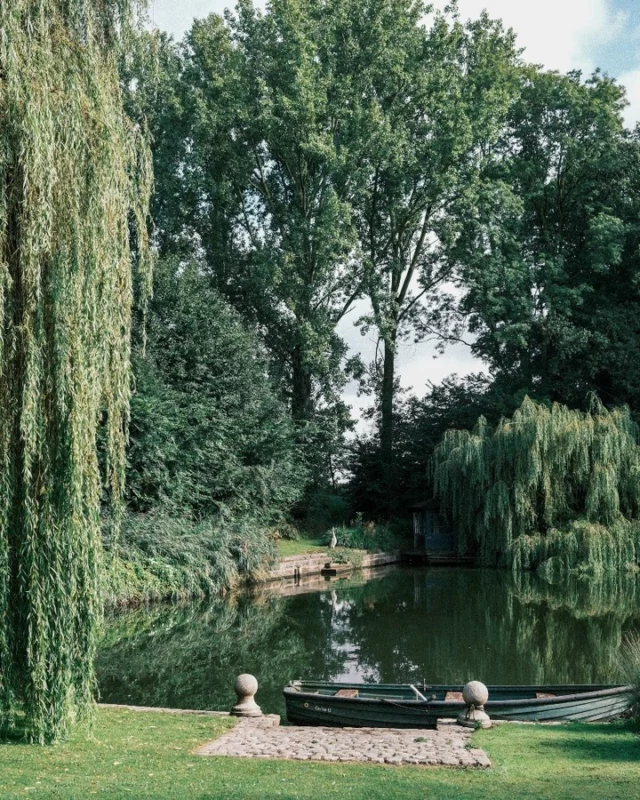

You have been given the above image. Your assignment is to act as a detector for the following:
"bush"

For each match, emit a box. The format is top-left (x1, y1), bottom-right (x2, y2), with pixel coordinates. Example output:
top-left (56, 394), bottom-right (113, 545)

top-left (127, 258), bottom-right (306, 522)
top-left (103, 513), bottom-right (277, 605)
top-left (299, 489), bottom-right (352, 533)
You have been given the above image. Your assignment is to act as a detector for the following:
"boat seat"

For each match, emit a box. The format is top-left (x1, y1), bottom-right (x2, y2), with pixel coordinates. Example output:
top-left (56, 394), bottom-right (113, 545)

top-left (334, 689), bottom-right (359, 698)
top-left (445, 691), bottom-right (463, 701)
top-left (536, 692), bottom-right (556, 699)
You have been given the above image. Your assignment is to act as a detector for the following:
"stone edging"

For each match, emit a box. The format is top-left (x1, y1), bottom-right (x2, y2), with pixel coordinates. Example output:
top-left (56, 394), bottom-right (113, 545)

top-left (264, 550), bottom-right (402, 582)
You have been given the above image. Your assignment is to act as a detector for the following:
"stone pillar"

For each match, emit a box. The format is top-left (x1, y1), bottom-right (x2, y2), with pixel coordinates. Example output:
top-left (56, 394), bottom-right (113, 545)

top-left (231, 674), bottom-right (263, 717)
top-left (457, 681), bottom-right (492, 729)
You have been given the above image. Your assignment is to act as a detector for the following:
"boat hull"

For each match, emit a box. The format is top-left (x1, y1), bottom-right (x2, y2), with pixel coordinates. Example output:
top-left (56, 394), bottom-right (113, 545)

top-left (284, 682), bottom-right (636, 728)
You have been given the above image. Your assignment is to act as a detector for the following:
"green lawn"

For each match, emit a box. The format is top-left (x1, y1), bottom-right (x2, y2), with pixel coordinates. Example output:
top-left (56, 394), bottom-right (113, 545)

top-left (276, 537), bottom-right (327, 557)
top-left (1, 709), bottom-right (639, 799)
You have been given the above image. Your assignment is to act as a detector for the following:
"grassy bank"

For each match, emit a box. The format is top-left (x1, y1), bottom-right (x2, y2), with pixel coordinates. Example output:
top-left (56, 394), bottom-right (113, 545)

top-left (277, 536), bottom-right (327, 557)
top-left (276, 520), bottom-right (405, 559)
top-left (1, 709), bottom-right (639, 799)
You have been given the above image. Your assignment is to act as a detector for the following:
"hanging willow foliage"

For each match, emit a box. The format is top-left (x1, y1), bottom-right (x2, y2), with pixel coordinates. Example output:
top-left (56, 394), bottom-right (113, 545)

top-left (432, 397), bottom-right (640, 573)
top-left (0, 0), bottom-right (151, 742)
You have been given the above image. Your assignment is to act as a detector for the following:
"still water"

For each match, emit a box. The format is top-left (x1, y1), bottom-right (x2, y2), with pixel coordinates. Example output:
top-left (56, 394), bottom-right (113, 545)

top-left (97, 567), bottom-right (640, 718)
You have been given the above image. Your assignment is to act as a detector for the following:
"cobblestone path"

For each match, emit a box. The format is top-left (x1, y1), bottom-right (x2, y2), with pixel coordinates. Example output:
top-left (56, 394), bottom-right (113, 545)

top-left (197, 716), bottom-right (491, 768)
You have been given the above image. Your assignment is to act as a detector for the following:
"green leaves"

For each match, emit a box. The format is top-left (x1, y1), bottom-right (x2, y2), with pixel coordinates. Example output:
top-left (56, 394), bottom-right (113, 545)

top-left (433, 396), bottom-right (640, 573)
top-left (127, 258), bottom-right (305, 521)
top-left (454, 68), bottom-right (640, 411)
top-left (337, 4), bottom-right (520, 465)
top-left (0, 0), bottom-right (152, 742)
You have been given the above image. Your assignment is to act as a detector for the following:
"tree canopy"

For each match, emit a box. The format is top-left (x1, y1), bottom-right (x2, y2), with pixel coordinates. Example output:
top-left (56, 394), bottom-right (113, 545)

top-left (129, 1), bottom-right (524, 488)
top-left (450, 69), bottom-right (640, 412)
top-left (0, 0), bottom-right (151, 741)
top-left (433, 397), bottom-right (640, 574)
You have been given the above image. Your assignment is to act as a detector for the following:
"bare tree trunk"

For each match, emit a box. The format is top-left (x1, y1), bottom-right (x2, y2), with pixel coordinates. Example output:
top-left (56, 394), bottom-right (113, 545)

top-left (291, 343), bottom-right (313, 421)
top-left (380, 325), bottom-right (397, 480)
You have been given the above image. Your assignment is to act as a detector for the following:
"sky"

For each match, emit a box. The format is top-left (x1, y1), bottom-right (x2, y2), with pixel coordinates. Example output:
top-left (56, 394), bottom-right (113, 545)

top-left (149, 0), bottom-right (640, 425)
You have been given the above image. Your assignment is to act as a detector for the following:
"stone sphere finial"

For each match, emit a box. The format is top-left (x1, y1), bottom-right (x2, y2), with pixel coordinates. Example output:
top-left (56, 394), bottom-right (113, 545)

top-left (458, 680), bottom-right (492, 730)
top-left (462, 680), bottom-right (489, 708)
top-left (231, 673), bottom-right (263, 717)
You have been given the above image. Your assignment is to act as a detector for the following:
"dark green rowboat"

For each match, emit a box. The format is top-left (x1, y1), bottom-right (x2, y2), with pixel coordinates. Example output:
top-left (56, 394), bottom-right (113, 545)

top-left (284, 680), bottom-right (636, 728)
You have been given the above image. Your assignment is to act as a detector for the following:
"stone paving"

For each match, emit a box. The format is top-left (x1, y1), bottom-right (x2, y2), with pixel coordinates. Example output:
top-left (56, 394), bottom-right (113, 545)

top-left (197, 716), bottom-right (491, 768)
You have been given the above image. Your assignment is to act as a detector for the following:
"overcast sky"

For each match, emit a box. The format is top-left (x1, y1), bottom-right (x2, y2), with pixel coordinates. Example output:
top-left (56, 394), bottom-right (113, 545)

top-left (148, 0), bottom-right (640, 425)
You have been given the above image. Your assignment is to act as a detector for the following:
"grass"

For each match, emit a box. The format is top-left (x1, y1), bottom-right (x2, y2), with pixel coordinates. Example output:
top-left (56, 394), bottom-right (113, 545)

top-left (276, 536), bottom-right (327, 557)
top-left (1, 709), bottom-right (640, 799)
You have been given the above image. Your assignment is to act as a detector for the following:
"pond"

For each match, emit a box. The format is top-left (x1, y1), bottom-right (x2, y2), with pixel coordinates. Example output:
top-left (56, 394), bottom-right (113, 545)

top-left (96, 567), bottom-right (640, 719)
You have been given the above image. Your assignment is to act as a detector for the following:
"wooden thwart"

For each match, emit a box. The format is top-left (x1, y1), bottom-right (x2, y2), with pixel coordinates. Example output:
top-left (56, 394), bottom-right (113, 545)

top-left (335, 689), bottom-right (359, 698)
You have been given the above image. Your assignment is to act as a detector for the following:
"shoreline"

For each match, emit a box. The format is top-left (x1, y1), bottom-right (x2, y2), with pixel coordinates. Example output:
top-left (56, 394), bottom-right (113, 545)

top-left (104, 548), bottom-right (403, 609)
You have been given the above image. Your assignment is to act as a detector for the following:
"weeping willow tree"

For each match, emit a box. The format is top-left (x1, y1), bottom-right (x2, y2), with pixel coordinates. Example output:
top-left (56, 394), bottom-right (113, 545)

top-left (0, 0), bottom-right (152, 741)
top-left (432, 397), bottom-right (640, 573)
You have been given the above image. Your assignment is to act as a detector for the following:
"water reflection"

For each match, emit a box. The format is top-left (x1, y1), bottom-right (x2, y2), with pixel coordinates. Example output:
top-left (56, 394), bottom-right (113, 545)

top-left (97, 567), bottom-right (640, 717)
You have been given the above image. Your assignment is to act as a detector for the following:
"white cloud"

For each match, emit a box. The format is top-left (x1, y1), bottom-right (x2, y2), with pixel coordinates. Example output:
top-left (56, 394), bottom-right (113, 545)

top-left (155, 0), bottom-right (623, 68)
top-left (618, 69), bottom-right (640, 129)
top-left (434, 0), bottom-right (622, 74)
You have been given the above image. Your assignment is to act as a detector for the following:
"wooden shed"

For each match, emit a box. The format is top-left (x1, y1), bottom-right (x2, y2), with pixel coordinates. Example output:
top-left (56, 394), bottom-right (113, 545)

top-left (410, 504), bottom-right (473, 565)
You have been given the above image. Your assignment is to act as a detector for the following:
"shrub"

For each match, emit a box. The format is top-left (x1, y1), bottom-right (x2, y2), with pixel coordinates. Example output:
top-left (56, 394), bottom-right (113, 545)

top-left (324, 515), bottom-right (402, 552)
top-left (127, 258), bottom-right (306, 522)
top-left (103, 513), bottom-right (277, 606)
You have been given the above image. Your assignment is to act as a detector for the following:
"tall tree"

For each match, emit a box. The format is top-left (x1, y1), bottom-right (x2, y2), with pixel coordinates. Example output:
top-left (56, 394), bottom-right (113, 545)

top-left (131, 4), bottom-right (365, 484)
top-left (0, 0), bottom-right (152, 741)
top-left (186, 3), bottom-right (362, 427)
top-left (135, 2), bottom-right (521, 490)
top-left (123, 30), bottom-right (191, 257)
top-left (451, 69), bottom-right (640, 412)
top-left (432, 396), bottom-right (640, 573)
top-left (338, 4), bottom-right (520, 478)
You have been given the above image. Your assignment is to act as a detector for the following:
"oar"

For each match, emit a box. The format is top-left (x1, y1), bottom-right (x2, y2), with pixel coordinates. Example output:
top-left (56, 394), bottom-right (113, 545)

top-left (409, 684), bottom-right (428, 702)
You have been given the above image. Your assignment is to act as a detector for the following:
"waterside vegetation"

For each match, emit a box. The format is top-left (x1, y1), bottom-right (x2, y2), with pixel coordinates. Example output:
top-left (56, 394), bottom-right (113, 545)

top-left (103, 515), bottom-right (278, 606)
top-left (0, 0), bottom-right (152, 743)
top-left (433, 397), bottom-right (640, 575)
top-left (4, 0), bottom-right (640, 751)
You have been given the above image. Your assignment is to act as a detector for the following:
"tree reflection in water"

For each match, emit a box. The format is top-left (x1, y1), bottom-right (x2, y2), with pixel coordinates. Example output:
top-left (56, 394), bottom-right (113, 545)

top-left (97, 568), bottom-right (640, 717)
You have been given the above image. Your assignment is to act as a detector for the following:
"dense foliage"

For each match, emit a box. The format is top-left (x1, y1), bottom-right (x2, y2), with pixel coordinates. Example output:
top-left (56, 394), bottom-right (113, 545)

top-left (341, 6), bottom-right (519, 479)
top-left (348, 374), bottom-right (513, 518)
top-left (128, 1), bottom-right (523, 485)
top-left (105, 515), bottom-right (277, 605)
top-left (350, 67), bottom-right (640, 516)
top-left (450, 69), bottom-right (640, 413)
top-left (112, 258), bottom-right (303, 600)
top-left (433, 397), bottom-right (640, 574)
top-left (0, 0), bottom-right (151, 741)
top-left (127, 258), bottom-right (304, 520)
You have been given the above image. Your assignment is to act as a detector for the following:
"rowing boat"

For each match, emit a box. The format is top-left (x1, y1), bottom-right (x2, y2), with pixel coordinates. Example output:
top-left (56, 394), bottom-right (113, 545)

top-left (284, 680), bottom-right (636, 728)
